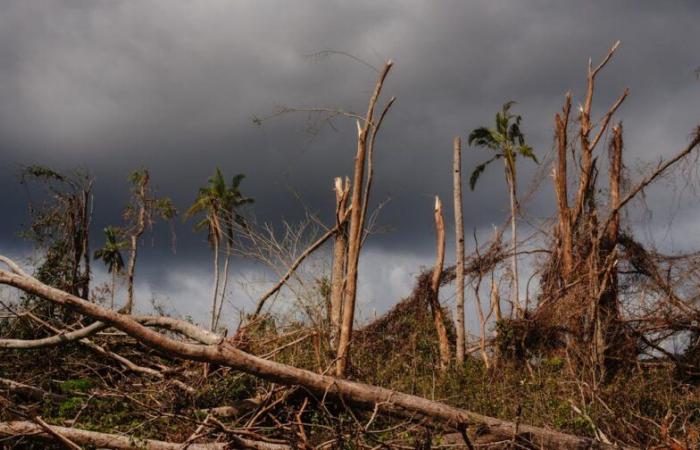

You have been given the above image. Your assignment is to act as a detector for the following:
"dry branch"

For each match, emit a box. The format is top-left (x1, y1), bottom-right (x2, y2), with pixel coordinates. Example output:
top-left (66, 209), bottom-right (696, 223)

top-left (0, 420), bottom-right (290, 450)
top-left (251, 221), bottom-right (342, 318)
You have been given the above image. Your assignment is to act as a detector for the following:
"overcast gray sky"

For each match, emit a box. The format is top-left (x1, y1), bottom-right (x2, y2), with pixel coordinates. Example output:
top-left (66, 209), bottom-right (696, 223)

top-left (1, 1), bottom-right (699, 326)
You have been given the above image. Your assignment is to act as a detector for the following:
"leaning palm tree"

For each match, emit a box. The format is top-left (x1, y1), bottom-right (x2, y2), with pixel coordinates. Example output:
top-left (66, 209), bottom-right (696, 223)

top-left (186, 168), bottom-right (252, 331)
top-left (93, 226), bottom-right (127, 309)
top-left (468, 101), bottom-right (536, 318)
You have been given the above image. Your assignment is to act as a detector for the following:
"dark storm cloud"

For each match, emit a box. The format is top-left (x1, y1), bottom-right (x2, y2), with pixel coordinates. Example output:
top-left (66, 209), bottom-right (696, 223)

top-left (1, 1), bottom-right (699, 316)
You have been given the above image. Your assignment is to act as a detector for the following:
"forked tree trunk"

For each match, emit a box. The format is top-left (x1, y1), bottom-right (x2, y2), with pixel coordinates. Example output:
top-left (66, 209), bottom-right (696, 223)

top-left (453, 137), bottom-right (466, 364)
top-left (336, 61), bottom-right (393, 377)
top-left (430, 196), bottom-right (451, 371)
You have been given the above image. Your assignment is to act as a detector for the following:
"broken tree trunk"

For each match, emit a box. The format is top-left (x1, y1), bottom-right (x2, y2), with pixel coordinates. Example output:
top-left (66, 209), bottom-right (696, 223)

top-left (330, 177), bottom-right (350, 351)
top-left (336, 60), bottom-right (393, 377)
top-left (0, 257), bottom-right (621, 449)
top-left (453, 137), bottom-right (466, 364)
top-left (430, 197), bottom-right (452, 371)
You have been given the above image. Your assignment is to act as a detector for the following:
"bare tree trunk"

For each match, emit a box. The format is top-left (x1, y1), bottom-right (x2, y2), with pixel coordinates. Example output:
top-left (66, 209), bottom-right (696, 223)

top-left (430, 196), bottom-right (451, 371)
top-left (330, 177), bottom-right (350, 351)
top-left (336, 61), bottom-right (393, 377)
top-left (125, 174), bottom-right (148, 314)
top-left (453, 137), bottom-right (466, 364)
top-left (489, 270), bottom-right (500, 366)
top-left (0, 263), bottom-right (621, 450)
top-left (214, 246), bottom-right (229, 331)
top-left (210, 234), bottom-right (220, 331)
top-left (111, 271), bottom-right (116, 309)
top-left (80, 188), bottom-right (92, 300)
top-left (506, 164), bottom-right (520, 318)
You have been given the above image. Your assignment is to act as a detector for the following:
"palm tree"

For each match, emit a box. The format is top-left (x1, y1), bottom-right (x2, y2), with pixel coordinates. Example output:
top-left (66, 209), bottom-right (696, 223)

top-left (468, 102), bottom-right (537, 318)
top-left (215, 173), bottom-right (253, 330)
top-left (93, 226), bottom-right (127, 309)
top-left (186, 168), bottom-right (253, 331)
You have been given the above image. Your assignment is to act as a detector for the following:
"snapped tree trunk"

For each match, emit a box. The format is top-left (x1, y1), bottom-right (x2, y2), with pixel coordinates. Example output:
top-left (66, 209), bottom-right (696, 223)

top-left (430, 196), bottom-right (452, 371)
top-left (554, 93), bottom-right (573, 279)
top-left (330, 177), bottom-right (350, 351)
top-left (336, 61), bottom-right (393, 377)
top-left (453, 137), bottom-right (466, 364)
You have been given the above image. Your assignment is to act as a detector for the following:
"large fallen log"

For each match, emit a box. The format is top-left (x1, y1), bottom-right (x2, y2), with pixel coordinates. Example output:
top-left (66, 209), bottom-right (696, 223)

top-left (0, 420), bottom-right (290, 450)
top-left (0, 258), bottom-right (626, 449)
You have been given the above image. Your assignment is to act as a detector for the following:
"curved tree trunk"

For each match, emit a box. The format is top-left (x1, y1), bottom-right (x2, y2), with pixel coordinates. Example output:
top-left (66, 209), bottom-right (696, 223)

top-left (125, 177), bottom-right (148, 314)
top-left (430, 197), bottom-right (451, 371)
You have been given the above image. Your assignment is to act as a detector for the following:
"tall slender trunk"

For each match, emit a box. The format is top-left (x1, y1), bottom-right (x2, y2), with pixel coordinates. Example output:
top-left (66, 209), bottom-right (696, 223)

top-left (430, 197), bottom-right (451, 372)
top-left (210, 234), bottom-right (220, 331)
top-left (80, 189), bottom-right (92, 300)
top-left (110, 272), bottom-right (116, 310)
top-left (506, 163), bottom-right (520, 318)
top-left (330, 177), bottom-right (349, 351)
top-left (453, 137), bottom-right (466, 364)
top-left (490, 270), bottom-right (500, 366)
top-left (125, 177), bottom-right (148, 315)
top-left (215, 250), bottom-right (229, 332)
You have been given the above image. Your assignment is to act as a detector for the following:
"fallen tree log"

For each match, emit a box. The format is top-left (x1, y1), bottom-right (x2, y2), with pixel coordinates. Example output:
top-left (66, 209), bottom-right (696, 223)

top-left (0, 420), bottom-right (290, 450)
top-left (0, 259), bottom-right (627, 449)
top-left (0, 315), bottom-right (221, 349)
